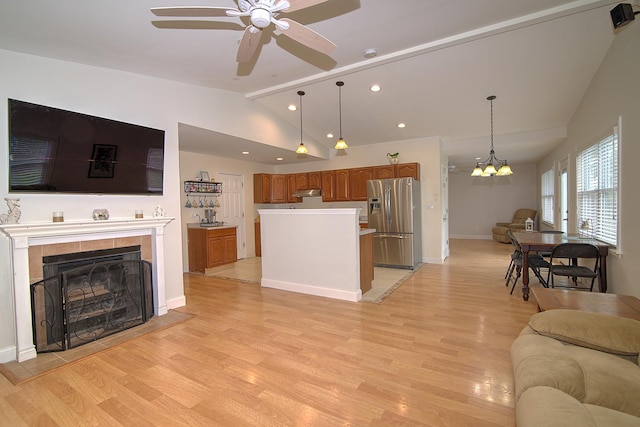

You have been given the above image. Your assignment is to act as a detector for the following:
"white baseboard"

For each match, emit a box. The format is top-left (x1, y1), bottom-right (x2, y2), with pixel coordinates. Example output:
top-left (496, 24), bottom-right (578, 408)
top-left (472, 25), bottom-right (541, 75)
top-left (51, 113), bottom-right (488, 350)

top-left (166, 295), bottom-right (186, 310)
top-left (450, 234), bottom-right (493, 240)
top-left (261, 279), bottom-right (361, 302)
top-left (0, 345), bottom-right (16, 363)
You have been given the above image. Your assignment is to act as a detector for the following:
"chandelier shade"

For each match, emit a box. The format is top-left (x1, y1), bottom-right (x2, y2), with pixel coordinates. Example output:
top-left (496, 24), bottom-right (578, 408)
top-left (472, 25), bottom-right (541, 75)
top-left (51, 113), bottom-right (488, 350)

top-left (471, 95), bottom-right (513, 177)
top-left (295, 90), bottom-right (308, 154)
top-left (335, 81), bottom-right (348, 150)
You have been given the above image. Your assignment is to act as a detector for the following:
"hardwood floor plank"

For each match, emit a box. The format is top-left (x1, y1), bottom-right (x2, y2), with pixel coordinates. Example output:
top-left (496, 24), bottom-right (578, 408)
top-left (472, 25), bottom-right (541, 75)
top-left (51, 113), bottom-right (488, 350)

top-left (1, 239), bottom-right (538, 426)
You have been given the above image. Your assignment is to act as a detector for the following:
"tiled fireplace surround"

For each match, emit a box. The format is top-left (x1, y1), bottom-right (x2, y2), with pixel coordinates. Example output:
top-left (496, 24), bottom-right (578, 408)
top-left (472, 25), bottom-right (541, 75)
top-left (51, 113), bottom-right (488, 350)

top-left (0, 218), bottom-right (173, 362)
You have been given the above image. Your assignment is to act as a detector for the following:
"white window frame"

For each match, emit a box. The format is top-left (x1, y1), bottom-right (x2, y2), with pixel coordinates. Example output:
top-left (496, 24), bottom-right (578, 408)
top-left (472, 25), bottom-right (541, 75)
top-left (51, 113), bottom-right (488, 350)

top-left (576, 119), bottom-right (621, 250)
top-left (541, 168), bottom-right (554, 226)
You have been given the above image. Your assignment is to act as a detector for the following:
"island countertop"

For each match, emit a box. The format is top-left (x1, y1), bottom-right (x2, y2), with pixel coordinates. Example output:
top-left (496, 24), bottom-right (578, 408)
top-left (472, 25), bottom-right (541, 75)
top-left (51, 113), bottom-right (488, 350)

top-left (187, 223), bottom-right (236, 230)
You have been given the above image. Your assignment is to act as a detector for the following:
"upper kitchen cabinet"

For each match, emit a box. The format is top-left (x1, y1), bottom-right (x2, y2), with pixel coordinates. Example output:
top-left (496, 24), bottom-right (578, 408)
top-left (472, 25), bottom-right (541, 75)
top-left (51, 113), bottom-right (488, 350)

top-left (287, 174), bottom-right (302, 203)
top-left (373, 165), bottom-right (395, 179)
top-left (350, 167), bottom-right (374, 201)
top-left (321, 170), bottom-right (336, 202)
top-left (254, 173), bottom-right (287, 204)
top-left (253, 174), bottom-right (271, 203)
top-left (396, 163), bottom-right (420, 180)
top-left (295, 173), bottom-right (309, 190)
top-left (335, 169), bottom-right (350, 201)
top-left (308, 171), bottom-right (322, 189)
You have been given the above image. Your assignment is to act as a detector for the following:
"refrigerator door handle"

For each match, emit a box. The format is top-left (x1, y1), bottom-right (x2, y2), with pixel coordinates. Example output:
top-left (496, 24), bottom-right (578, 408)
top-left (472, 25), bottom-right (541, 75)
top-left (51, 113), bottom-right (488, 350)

top-left (376, 234), bottom-right (407, 239)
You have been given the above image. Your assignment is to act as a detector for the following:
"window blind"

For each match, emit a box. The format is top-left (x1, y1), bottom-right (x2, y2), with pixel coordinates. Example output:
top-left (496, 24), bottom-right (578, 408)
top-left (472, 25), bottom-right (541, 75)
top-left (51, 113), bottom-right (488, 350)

top-left (576, 131), bottom-right (618, 246)
top-left (541, 169), bottom-right (554, 225)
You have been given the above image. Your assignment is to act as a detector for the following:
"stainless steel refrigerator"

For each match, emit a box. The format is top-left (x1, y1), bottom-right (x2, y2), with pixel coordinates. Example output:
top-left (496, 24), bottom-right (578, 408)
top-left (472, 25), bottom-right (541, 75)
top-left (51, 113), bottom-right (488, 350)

top-left (367, 177), bottom-right (422, 269)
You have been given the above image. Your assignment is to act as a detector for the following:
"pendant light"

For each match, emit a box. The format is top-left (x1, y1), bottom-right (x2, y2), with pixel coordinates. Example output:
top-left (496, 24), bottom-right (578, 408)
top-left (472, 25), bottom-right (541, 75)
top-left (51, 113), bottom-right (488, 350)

top-left (295, 90), bottom-right (309, 154)
top-left (334, 81), bottom-right (348, 150)
top-left (471, 95), bottom-right (513, 177)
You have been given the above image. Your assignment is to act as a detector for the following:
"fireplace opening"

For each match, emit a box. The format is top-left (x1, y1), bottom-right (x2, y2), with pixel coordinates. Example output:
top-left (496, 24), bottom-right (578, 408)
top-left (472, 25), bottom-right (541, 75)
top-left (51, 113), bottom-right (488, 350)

top-left (30, 246), bottom-right (153, 353)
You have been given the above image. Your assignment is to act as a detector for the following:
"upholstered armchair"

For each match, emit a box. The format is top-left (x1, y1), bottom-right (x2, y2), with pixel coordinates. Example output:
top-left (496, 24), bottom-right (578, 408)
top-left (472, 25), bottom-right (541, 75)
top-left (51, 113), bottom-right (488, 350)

top-left (492, 208), bottom-right (537, 243)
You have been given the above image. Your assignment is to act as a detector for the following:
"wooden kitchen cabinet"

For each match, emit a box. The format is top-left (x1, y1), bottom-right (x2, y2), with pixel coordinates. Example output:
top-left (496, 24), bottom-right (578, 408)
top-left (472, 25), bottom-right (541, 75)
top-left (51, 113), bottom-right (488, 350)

top-left (308, 171), bottom-right (322, 189)
top-left (321, 170), bottom-right (336, 201)
top-left (295, 173), bottom-right (309, 190)
top-left (396, 162), bottom-right (420, 180)
top-left (349, 167), bottom-right (374, 201)
top-left (253, 174), bottom-right (271, 203)
top-left (254, 173), bottom-right (287, 203)
top-left (373, 165), bottom-right (395, 179)
top-left (188, 226), bottom-right (237, 273)
top-left (286, 174), bottom-right (301, 203)
top-left (334, 169), bottom-right (350, 201)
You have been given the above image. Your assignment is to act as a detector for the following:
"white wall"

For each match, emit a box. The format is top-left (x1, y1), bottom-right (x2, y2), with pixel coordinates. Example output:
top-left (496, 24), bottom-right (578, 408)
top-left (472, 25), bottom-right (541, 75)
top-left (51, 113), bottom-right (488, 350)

top-left (0, 49), bottom-right (302, 360)
top-left (448, 163), bottom-right (538, 239)
top-left (537, 22), bottom-right (640, 297)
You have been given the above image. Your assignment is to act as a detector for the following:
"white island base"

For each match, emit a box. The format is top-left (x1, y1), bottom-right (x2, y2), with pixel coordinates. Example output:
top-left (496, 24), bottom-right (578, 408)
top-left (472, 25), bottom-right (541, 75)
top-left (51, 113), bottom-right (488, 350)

top-left (258, 209), bottom-right (373, 302)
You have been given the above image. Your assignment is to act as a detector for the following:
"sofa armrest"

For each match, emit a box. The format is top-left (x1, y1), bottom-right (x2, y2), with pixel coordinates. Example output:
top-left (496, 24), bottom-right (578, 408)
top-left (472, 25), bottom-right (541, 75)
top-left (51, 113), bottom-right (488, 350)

top-left (495, 222), bottom-right (511, 227)
top-left (510, 223), bottom-right (526, 230)
top-left (528, 309), bottom-right (640, 360)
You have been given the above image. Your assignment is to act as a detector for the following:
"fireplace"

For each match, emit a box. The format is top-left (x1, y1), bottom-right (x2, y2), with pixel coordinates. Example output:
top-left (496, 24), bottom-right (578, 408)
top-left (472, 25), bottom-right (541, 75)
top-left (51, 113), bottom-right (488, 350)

top-left (31, 246), bottom-right (153, 353)
top-left (0, 217), bottom-right (174, 362)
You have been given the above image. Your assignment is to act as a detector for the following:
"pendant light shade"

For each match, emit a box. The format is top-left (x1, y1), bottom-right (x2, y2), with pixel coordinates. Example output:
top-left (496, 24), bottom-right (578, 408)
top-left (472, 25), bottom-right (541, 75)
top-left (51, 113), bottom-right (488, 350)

top-left (335, 81), bottom-right (348, 150)
top-left (470, 95), bottom-right (513, 177)
top-left (295, 90), bottom-right (308, 154)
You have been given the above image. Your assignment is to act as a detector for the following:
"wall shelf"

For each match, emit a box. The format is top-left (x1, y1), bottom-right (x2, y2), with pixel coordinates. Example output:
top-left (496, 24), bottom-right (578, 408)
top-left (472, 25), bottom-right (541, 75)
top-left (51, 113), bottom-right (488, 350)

top-left (184, 181), bottom-right (222, 195)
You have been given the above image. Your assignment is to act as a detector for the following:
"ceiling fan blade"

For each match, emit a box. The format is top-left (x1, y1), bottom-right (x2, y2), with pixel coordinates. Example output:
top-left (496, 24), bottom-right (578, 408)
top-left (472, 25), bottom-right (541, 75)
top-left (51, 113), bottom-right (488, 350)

top-left (150, 7), bottom-right (235, 17)
top-left (237, 26), bottom-right (263, 62)
top-left (278, 18), bottom-right (336, 55)
top-left (285, 0), bottom-right (330, 13)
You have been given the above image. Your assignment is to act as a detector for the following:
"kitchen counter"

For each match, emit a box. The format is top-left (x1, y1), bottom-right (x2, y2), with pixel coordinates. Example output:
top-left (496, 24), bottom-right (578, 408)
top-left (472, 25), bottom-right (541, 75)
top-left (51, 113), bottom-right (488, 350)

top-left (187, 223), bottom-right (236, 230)
top-left (258, 208), bottom-right (372, 302)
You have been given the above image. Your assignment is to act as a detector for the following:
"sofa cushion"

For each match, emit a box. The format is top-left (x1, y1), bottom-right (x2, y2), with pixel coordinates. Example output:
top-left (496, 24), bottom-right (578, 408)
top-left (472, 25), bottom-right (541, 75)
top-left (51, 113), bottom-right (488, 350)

top-left (517, 386), bottom-right (640, 427)
top-left (528, 309), bottom-right (640, 360)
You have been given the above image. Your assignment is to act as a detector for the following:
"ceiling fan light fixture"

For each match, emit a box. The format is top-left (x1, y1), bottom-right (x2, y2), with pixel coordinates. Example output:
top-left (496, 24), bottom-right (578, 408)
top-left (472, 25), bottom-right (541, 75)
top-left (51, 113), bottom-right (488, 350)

top-left (335, 81), bottom-right (348, 150)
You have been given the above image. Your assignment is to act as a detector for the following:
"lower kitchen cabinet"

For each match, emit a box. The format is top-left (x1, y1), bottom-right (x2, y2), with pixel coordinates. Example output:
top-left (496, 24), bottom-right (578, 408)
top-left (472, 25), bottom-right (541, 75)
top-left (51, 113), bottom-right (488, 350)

top-left (188, 226), bottom-right (237, 273)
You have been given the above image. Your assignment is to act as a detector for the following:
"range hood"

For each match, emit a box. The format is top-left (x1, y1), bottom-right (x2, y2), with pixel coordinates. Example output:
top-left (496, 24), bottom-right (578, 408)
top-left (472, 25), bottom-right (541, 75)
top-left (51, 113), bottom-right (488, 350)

top-left (292, 188), bottom-right (322, 197)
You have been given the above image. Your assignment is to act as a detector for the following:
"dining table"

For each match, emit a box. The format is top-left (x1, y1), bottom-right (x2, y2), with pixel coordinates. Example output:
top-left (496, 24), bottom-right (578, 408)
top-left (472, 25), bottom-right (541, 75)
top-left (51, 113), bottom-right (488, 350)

top-left (512, 231), bottom-right (610, 301)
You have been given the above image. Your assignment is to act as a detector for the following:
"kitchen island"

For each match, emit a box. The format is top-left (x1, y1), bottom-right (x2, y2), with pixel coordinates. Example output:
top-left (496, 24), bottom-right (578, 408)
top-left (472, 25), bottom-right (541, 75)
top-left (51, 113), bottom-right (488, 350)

top-left (187, 223), bottom-right (237, 273)
top-left (258, 209), bottom-right (374, 302)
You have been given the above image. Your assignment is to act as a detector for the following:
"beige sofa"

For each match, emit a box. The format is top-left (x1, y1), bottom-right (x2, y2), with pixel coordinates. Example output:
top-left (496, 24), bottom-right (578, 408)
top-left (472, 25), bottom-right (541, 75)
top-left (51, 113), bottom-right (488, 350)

top-left (511, 309), bottom-right (640, 426)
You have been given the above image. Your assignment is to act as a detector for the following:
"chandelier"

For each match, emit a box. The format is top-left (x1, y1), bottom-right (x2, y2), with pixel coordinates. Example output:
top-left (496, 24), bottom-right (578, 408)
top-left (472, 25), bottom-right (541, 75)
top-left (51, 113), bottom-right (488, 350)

top-left (471, 95), bottom-right (513, 177)
top-left (295, 90), bottom-right (308, 154)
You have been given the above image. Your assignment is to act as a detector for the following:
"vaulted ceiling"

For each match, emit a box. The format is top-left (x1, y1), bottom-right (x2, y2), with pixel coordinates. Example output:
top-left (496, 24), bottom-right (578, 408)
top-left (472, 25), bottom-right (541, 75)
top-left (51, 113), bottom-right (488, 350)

top-left (0, 0), bottom-right (625, 166)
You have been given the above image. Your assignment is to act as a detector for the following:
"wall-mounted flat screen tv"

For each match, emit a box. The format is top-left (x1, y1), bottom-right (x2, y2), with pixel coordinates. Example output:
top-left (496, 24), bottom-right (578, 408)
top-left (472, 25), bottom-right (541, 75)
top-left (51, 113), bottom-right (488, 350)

top-left (8, 99), bottom-right (165, 195)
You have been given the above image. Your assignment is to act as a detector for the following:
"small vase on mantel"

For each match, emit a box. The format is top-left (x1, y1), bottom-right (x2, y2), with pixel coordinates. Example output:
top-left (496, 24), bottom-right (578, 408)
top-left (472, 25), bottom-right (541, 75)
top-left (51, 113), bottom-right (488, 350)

top-left (387, 152), bottom-right (400, 165)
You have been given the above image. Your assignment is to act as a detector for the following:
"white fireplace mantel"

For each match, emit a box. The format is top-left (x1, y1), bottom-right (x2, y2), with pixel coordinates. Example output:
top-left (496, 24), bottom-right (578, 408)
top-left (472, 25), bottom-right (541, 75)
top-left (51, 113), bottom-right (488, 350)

top-left (0, 217), bottom-right (174, 362)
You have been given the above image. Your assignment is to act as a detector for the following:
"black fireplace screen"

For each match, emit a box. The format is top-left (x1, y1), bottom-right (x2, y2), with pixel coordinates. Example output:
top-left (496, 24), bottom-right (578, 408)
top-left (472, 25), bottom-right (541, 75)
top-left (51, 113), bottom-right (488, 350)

top-left (30, 248), bottom-right (153, 353)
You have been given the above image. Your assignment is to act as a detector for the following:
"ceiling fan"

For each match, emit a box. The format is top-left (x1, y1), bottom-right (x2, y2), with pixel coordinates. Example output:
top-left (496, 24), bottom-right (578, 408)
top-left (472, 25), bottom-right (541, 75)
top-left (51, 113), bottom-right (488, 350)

top-left (151, 0), bottom-right (337, 63)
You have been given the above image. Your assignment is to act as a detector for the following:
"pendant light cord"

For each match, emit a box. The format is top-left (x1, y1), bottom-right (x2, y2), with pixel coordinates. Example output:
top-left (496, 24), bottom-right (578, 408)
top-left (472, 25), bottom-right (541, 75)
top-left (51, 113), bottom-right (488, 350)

top-left (337, 81), bottom-right (344, 139)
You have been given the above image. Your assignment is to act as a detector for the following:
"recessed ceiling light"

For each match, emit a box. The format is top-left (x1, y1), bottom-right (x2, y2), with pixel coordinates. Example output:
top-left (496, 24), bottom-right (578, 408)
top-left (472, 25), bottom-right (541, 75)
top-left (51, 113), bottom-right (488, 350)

top-left (276, 157), bottom-right (284, 161)
top-left (370, 84), bottom-right (381, 92)
top-left (242, 151), bottom-right (250, 155)
top-left (288, 104), bottom-right (297, 111)
top-left (363, 48), bottom-right (377, 58)
top-left (326, 133), bottom-right (334, 138)
top-left (397, 123), bottom-right (406, 128)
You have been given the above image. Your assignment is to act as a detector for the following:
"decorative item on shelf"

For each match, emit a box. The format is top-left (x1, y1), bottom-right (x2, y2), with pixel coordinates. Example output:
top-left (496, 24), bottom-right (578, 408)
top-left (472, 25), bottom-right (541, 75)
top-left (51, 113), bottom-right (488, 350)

top-left (525, 217), bottom-right (534, 232)
top-left (0, 197), bottom-right (21, 224)
top-left (295, 90), bottom-right (309, 154)
top-left (198, 171), bottom-right (210, 182)
top-left (184, 181), bottom-right (222, 194)
top-left (92, 209), bottom-right (110, 221)
top-left (334, 81), bottom-right (348, 150)
top-left (471, 95), bottom-right (513, 177)
top-left (387, 152), bottom-right (399, 165)
top-left (135, 209), bottom-right (143, 219)
top-left (153, 205), bottom-right (165, 217)
top-left (52, 211), bottom-right (64, 223)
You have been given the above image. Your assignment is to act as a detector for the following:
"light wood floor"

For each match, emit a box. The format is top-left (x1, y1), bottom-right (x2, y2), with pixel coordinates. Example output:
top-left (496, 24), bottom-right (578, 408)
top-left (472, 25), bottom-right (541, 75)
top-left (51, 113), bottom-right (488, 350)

top-left (0, 239), bottom-right (540, 426)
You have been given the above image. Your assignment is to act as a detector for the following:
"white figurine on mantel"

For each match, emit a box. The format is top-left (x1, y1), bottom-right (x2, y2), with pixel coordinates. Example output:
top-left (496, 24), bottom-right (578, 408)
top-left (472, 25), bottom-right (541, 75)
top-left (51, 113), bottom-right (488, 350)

top-left (153, 205), bottom-right (165, 218)
top-left (0, 197), bottom-right (21, 224)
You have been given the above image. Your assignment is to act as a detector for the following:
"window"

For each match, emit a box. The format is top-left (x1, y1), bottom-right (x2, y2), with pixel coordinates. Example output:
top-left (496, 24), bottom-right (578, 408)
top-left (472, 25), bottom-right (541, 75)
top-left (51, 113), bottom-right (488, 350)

top-left (576, 127), bottom-right (619, 246)
top-left (541, 169), bottom-right (554, 226)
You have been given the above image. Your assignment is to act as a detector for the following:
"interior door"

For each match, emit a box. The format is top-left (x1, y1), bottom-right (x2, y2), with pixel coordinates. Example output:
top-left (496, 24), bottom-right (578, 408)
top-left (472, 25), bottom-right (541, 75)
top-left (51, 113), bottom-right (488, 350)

top-left (218, 173), bottom-right (246, 259)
